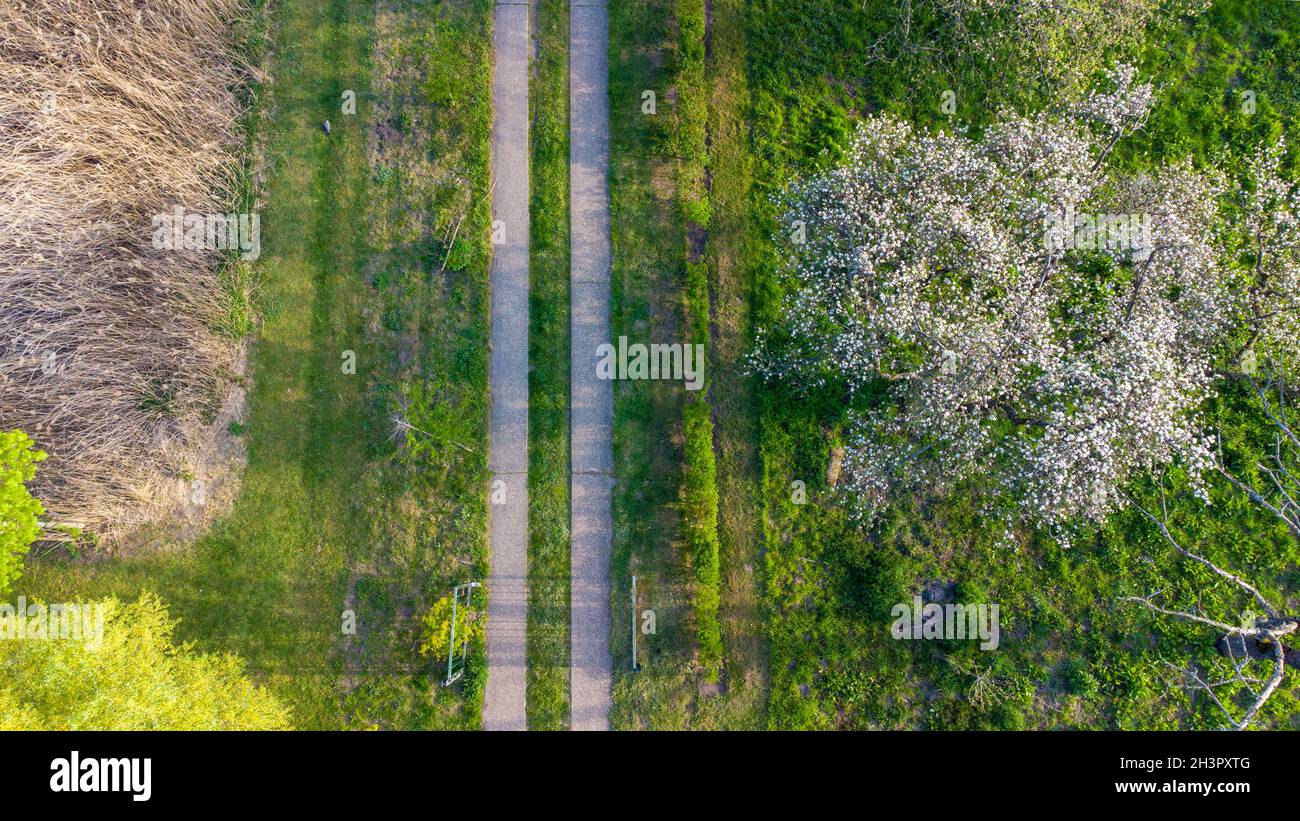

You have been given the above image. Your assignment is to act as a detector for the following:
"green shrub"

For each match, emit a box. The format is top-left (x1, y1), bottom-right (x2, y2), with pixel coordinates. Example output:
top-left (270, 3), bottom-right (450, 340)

top-left (831, 537), bottom-right (909, 622)
top-left (674, 0), bottom-right (725, 684)
top-left (0, 430), bottom-right (45, 596)
top-left (683, 196), bottom-right (711, 229)
top-left (684, 400), bottom-right (722, 680)
top-left (1063, 658), bottom-right (1100, 698)
top-left (419, 593), bottom-right (483, 663)
top-left (0, 592), bottom-right (291, 730)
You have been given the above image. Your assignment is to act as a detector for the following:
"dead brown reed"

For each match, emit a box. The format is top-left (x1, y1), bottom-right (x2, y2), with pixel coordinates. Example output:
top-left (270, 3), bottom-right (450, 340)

top-left (0, 0), bottom-right (252, 539)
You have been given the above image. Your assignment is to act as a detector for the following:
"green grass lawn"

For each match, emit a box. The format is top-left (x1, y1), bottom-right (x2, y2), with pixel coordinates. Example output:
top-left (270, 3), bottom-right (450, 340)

top-left (527, 0), bottom-right (573, 730)
top-left (18, 0), bottom-right (493, 730)
top-left (607, 0), bottom-right (767, 729)
top-left (704, 0), bottom-right (769, 728)
top-left (607, 0), bottom-right (695, 729)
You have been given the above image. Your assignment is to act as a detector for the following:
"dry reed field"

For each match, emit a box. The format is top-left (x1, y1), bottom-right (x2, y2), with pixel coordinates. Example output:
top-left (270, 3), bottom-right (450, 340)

top-left (0, 0), bottom-right (252, 540)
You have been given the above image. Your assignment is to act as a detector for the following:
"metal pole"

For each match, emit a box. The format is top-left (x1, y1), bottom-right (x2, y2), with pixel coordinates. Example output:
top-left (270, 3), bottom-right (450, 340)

top-left (445, 585), bottom-right (460, 686)
top-left (461, 582), bottom-right (479, 669)
top-left (631, 575), bottom-right (638, 672)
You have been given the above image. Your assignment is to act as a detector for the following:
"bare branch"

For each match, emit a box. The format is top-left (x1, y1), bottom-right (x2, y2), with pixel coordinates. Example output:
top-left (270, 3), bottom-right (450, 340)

top-left (1125, 493), bottom-right (1277, 617)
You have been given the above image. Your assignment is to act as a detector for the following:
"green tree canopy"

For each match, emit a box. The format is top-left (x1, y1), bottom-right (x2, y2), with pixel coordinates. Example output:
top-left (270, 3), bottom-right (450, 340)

top-left (0, 592), bottom-right (291, 730)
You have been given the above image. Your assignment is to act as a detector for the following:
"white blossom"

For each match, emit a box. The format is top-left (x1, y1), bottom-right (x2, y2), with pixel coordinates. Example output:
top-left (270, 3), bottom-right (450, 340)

top-left (756, 68), bottom-right (1300, 529)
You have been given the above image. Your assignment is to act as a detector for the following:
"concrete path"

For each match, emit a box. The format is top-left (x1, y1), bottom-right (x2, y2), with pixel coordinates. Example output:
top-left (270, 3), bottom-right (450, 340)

top-left (483, 0), bottom-right (530, 732)
top-left (568, 0), bottom-right (613, 732)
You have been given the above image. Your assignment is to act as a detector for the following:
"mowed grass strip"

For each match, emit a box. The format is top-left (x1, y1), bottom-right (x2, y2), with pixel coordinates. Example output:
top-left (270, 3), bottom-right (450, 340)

top-left (702, 0), bottom-right (768, 728)
top-left (607, 0), bottom-right (761, 729)
top-left (527, 0), bottom-right (572, 730)
top-left (607, 0), bottom-right (692, 729)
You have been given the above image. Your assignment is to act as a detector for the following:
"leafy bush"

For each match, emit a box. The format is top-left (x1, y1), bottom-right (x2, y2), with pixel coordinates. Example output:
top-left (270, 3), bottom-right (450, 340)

top-left (829, 536), bottom-right (909, 621)
top-left (0, 592), bottom-right (290, 730)
top-left (419, 593), bottom-right (483, 664)
top-left (0, 430), bottom-right (45, 596)
top-left (1062, 658), bottom-right (1100, 698)
top-left (675, 0), bottom-right (725, 683)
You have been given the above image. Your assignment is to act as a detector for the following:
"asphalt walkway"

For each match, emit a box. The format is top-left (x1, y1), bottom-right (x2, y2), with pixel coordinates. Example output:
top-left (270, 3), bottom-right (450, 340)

top-left (483, 0), bottom-right (531, 732)
top-left (568, 0), bottom-right (613, 732)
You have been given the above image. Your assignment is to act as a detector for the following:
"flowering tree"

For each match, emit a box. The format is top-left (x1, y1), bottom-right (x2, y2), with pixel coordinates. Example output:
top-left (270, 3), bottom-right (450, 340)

top-left (1232, 139), bottom-right (1300, 367)
top-left (754, 66), bottom-right (1300, 529)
